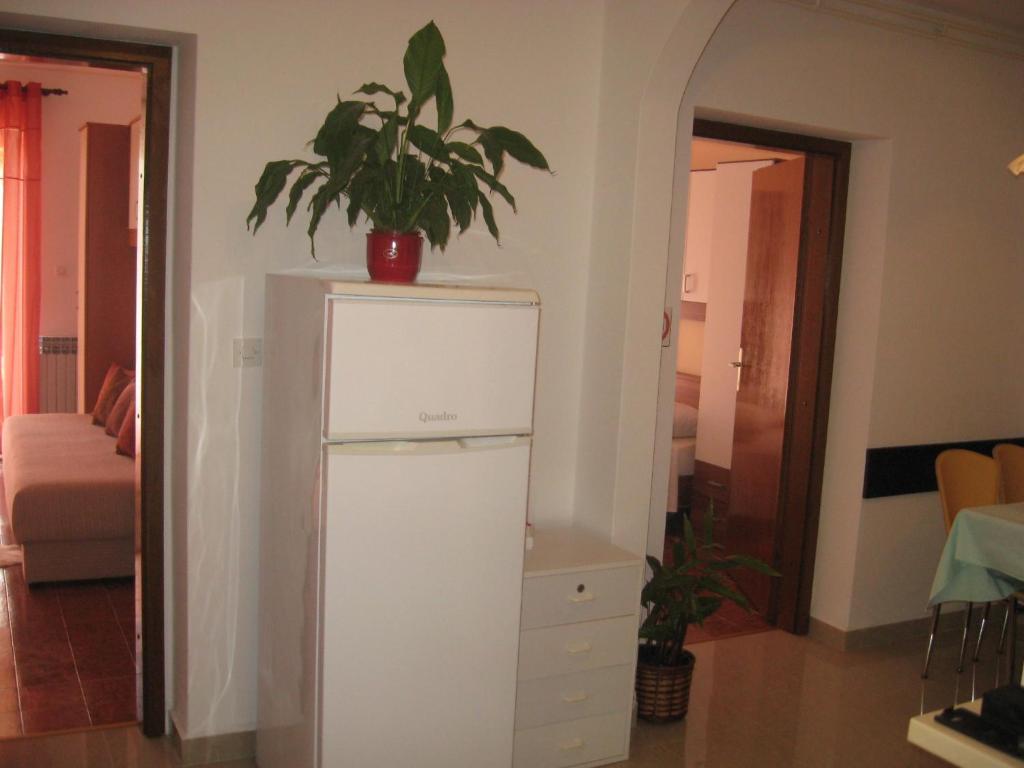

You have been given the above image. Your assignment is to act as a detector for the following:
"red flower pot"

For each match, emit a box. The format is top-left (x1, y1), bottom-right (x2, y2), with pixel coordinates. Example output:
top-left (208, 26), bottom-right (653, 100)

top-left (366, 230), bottom-right (423, 283)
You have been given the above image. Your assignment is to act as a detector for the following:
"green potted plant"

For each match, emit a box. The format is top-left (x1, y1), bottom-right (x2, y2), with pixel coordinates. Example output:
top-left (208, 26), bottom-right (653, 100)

top-left (247, 20), bottom-right (550, 283)
top-left (637, 505), bottom-right (779, 722)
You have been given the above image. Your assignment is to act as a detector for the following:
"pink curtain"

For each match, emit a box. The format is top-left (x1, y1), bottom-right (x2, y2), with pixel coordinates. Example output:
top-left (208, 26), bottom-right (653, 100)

top-left (0, 80), bottom-right (42, 428)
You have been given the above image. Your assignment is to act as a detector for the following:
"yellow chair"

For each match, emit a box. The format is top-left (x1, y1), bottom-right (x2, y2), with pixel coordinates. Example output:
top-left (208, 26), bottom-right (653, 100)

top-left (923, 449), bottom-right (1001, 678)
top-left (994, 443), bottom-right (1024, 504)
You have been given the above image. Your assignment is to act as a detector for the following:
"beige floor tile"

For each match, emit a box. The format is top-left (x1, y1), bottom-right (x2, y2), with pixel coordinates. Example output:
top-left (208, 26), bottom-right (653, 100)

top-left (0, 626), bottom-right (1016, 766)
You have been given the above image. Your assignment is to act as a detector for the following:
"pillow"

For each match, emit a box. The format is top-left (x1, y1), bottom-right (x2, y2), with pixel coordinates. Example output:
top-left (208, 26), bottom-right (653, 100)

top-left (673, 402), bottom-right (699, 438)
top-left (105, 382), bottom-right (135, 437)
top-left (92, 364), bottom-right (133, 426)
top-left (115, 397), bottom-right (136, 457)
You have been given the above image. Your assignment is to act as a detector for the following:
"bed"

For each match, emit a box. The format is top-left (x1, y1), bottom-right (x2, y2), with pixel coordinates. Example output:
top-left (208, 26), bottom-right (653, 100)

top-left (3, 413), bottom-right (135, 584)
top-left (668, 372), bottom-right (700, 514)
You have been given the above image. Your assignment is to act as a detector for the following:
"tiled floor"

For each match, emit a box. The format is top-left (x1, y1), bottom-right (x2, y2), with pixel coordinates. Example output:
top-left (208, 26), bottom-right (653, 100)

top-left (0, 624), bottom-right (1006, 767)
top-left (0, 483), bottom-right (138, 737)
top-left (0, 568), bottom-right (138, 737)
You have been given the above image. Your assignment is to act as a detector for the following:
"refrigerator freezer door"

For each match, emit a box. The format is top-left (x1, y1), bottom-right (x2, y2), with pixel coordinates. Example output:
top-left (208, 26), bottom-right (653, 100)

top-left (324, 296), bottom-right (538, 440)
top-left (319, 438), bottom-right (530, 768)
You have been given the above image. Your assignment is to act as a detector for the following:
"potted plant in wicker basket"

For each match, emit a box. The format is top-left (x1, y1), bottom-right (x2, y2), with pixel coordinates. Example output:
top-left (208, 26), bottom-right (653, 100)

top-left (247, 20), bottom-right (550, 283)
top-left (637, 506), bottom-right (778, 722)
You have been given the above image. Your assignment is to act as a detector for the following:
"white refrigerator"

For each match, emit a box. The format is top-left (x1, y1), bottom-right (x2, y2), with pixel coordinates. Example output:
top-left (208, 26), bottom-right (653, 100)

top-left (257, 275), bottom-right (540, 768)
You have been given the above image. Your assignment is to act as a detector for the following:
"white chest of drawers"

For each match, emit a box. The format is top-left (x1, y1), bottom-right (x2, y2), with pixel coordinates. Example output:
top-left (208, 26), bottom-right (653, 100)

top-left (514, 528), bottom-right (643, 768)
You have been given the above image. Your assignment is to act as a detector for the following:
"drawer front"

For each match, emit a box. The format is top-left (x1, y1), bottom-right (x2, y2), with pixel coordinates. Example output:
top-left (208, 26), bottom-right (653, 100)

top-left (513, 712), bottom-right (629, 768)
top-left (518, 617), bottom-right (636, 681)
top-left (515, 664), bottom-right (633, 730)
top-left (521, 566), bottom-right (640, 630)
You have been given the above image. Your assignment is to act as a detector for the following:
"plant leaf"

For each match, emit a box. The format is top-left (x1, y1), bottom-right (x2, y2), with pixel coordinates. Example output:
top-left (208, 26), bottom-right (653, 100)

top-left (404, 20), bottom-right (445, 109)
top-left (285, 167), bottom-right (323, 224)
top-left (247, 160), bottom-right (299, 233)
top-left (470, 166), bottom-right (516, 211)
top-left (346, 167), bottom-right (378, 227)
top-left (305, 179), bottom-right (344, 257)
top-left (355, 82), bottom-right (406, 105)
top-left (447, 141), bottom-right (483, 165)
top-left (312, 100), bottom-right (366, 160)
top-left (726, 554), bottom-right (781, 576)
top-left (477, 132), bottom-right (504, 177)
top-left (445, 186), bottom-right (472, 233)
top-left (372, 111), bottom-right (400, 165)
top-left (476, 191), bottom-right (499, 242)
top-left (486, 125), bottom-right (550, 170)
top-left (435, 63), bottom-right (453, 134)
top-left (424, 193), bottom-right (450, 249)
top-left (408, 125), bottom-right (448, 162)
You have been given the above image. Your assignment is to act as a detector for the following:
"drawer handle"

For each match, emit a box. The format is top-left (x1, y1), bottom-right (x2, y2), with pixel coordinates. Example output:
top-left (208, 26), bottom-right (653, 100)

top-left (568, 591), bottom-right (595, 604)
top-left (565, 641), bottom-right (593, 655)
top-left (561, 691), bottom-right (590, 704)
top-left (559, 738), bottom-right (585, 752)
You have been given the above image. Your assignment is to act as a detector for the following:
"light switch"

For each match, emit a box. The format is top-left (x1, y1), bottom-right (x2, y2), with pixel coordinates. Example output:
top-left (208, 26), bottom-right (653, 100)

top-left (233, 337), bottom-right (263, 368)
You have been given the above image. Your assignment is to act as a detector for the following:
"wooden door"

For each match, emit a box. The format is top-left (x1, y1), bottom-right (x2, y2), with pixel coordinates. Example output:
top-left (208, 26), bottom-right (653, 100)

top-left (726, 158), bottom-right (805, 616)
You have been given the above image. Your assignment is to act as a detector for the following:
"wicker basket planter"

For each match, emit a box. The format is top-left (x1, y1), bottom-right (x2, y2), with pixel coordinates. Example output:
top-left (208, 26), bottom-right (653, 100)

top-left (635, 648), bottom-right (695, 723)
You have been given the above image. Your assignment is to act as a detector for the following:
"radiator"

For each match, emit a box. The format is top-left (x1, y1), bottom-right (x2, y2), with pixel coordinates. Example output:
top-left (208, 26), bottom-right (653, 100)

top-left (38, 336), bottom-right (78, 413)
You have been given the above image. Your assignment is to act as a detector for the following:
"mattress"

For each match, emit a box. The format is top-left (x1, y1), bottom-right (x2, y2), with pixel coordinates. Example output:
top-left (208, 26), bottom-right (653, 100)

top-left (3, 413), bottom-right (134, 543)
top-left (673, 402), bottom-right (698, 438)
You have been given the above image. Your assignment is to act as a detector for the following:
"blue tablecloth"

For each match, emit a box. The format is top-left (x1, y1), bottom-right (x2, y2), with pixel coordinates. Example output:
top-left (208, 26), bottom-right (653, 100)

top-left (928, 503), bottom-right (1024, 606)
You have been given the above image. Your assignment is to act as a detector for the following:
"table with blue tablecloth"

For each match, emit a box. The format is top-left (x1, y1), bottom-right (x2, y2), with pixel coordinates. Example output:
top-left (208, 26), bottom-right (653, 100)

top-left (930, 503), bottom-right (1024, 606)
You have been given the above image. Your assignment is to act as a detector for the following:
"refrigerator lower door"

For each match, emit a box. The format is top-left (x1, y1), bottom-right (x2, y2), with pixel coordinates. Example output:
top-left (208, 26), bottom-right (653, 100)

top-left (319, 437), bottom-right (530, 768)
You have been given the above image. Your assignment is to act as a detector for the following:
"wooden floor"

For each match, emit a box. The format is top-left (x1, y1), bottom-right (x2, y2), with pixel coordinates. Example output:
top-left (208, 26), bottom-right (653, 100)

top-left (0, 479), bottom-right (138, 738)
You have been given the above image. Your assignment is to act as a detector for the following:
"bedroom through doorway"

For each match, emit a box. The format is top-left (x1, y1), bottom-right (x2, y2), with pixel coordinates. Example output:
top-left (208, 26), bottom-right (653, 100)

top-left (663, 135), bottom-right (802, 643)
top-left (652, 119), bottom-right (851, 637)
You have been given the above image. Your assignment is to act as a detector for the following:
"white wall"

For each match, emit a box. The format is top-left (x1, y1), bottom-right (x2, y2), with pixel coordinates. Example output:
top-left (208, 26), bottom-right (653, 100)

top-left (0, 61), bottom-right (142, 336)
top-left (0, 0), bottom-right (603, 739)
top-left (576, 0), bottom-right (726, 553)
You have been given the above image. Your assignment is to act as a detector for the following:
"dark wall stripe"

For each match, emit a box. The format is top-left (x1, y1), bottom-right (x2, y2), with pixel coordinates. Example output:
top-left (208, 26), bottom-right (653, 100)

top-left (863, 437), bottom-right (1024, 499)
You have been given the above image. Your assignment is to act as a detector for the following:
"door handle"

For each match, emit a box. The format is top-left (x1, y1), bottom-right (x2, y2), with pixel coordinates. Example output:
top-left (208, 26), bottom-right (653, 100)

top-left (568, 591), bottom-right (595, 604)
top-left (561, 691), bottom-right (590, 704)
top-left (729, 361), bottom-right (747, 368)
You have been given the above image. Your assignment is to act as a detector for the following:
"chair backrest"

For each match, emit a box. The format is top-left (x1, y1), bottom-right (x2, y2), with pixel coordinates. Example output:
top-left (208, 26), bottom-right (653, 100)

top-left (935, 449), bottom-right (1001, 532)
top-left (993, 443), bottom-right (1024, 504)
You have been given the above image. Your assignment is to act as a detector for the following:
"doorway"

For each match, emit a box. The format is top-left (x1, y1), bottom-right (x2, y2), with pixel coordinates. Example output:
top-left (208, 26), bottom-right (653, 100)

top-left (0, 29), bottom-right (169, 737)
top-left (653, 118), bottom-right (850, 635)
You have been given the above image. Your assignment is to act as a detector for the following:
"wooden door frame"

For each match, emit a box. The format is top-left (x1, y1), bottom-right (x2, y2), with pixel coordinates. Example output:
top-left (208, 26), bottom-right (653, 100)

top-left (0, 29), bottom-right (169, 736)
top-left (692, 118), bottom-right (851, 634)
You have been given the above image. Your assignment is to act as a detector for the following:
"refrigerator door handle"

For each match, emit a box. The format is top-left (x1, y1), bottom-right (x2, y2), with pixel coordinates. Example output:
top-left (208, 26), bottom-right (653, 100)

top-left (456, 435), bottom-right (524, 449)
top-left (326, 436), bottom-right (529, 455)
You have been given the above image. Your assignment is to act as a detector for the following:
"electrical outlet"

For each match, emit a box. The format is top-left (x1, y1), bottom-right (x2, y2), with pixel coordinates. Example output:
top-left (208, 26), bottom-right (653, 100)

top-left (233, 338), bottom-right (263, 368)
